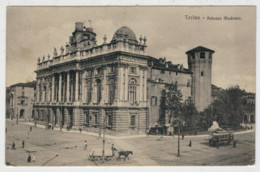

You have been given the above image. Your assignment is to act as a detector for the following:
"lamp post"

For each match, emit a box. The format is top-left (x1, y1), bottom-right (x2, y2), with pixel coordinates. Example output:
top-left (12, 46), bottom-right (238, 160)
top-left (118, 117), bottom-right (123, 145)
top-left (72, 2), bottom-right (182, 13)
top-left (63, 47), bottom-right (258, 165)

top-left (16, 104), bottom-right (19, 124)
top-left (177, 120), bottom-right (181, 157)
top-left (102, 114), bottom-right (106, 163)
top-left (173, 117), bottom-right (182, 157)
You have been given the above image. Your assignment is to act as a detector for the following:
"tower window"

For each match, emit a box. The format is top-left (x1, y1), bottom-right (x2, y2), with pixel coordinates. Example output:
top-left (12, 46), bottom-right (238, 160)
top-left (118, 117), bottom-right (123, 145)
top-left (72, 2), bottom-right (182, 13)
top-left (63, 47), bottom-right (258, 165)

top-left (201, 71), bottom-right (204, 76)
top-left (192, 53), bottom-right (195, 59)
top-left (209, 53), bottom-right (212, 59)
top-left (200, 52), bottom-right (205, 59)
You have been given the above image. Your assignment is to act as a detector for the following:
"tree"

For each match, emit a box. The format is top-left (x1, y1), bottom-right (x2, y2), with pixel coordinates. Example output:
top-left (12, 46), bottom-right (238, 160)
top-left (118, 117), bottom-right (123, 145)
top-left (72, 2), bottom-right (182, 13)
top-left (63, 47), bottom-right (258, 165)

top-left (182, 97), bottom-right (199, 130)
top-left (210, 85), bottom-right (246, 129)
top-left (158, 89), bottom-right (167, 125)
top-left (165, 83), bottom-right (183, 124)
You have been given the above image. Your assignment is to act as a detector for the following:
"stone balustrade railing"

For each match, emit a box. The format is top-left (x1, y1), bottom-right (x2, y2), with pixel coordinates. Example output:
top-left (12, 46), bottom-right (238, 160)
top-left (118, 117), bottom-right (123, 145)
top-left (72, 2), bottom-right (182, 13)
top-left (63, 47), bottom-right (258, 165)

top-left (37, 41), bottom-right (147, 70)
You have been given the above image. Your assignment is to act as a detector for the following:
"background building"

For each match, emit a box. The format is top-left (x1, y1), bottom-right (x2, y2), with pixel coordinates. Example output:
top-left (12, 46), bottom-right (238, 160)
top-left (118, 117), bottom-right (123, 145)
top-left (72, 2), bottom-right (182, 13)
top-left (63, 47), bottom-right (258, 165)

top-left (34, 22), bottom-right (214, 135)
top-left (8, 81), bottom-right (36, 120)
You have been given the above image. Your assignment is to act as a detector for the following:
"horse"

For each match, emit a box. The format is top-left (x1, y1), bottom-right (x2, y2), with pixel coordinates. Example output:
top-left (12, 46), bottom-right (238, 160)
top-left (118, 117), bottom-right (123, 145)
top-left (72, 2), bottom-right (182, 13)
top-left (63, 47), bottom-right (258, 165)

top-left (117, 150), bottom-right (133, 161)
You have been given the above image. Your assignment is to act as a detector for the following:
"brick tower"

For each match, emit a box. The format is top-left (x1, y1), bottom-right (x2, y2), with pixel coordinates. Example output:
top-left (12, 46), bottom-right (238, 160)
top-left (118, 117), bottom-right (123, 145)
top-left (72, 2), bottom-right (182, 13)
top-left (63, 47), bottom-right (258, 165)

top-left (186, 46), bottom-right (215, 112)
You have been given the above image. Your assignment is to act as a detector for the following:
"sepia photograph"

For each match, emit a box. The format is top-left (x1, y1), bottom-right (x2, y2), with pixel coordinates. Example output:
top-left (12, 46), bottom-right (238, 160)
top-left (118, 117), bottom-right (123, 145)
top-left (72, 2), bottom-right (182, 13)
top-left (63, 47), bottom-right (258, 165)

top-left (4, 6), bottom-right (256, 167)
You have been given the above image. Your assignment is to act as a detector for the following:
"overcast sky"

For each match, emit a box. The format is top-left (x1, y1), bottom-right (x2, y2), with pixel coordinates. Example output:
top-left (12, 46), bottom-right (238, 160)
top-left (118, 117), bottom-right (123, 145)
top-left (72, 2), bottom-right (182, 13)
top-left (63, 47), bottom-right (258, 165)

top-left (6, 6), bottom-right (256, 92)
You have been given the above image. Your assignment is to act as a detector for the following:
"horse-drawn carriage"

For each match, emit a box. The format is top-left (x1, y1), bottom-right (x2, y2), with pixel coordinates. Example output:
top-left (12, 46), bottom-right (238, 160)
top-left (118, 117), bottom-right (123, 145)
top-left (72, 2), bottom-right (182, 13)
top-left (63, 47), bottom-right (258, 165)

top-left (88, 149), bottom-right (114, 161)
top-left (88, 148), bottom-right (133, 162)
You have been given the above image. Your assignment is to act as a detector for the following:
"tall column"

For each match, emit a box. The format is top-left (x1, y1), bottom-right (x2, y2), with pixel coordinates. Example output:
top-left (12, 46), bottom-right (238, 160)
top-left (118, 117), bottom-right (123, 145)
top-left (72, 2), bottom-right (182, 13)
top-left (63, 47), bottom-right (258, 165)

top-left (125, 66), bottom-right (129, 101)
top-left (52, 75), bottom-right (55, 102)
top-left (64, 108), bottom-right (71, 128)
top-left (144, 69), bottom-right (147, 102)
top-left (58, 73), bottom-right (62, 102)
top-left (37, 84), bottom-right (40, 102)
top-left (66, 71), bottom-right (70, 102)
top-left (75, 71), bottom-right (79, 101)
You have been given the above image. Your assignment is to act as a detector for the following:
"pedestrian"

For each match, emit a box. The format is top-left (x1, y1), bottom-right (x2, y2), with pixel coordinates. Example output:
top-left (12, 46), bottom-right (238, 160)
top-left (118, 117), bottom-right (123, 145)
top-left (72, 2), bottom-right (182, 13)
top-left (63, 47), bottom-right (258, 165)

top-left (216, 141), bottom-right (219, 149)
top-left (111, 144), bottom-right (116, 156)
top-left (52, 126), bottom-right (54, 130)
top-left (22, 140), bottom-right (25, 148)
top-left (11, 141), bottom-right (16, 150)
top-left (251, 126), bottom-right (253, 130)
top-left (233, 140), bottom-right (236, 148)
top-left (79, 127), bottom-right (82, 133)
top-left (189, 140), bottom-right (192, 147)
top-left (32, 153), bottom-right (36, 163)
top-left (27, 153), bottom-right (31, 163)
top-left (182, 134), bottom-right (184, 140)
top-left (30, 126), bottom-right (32, 132)
top-left (84, 141), bottom-right (88, 150)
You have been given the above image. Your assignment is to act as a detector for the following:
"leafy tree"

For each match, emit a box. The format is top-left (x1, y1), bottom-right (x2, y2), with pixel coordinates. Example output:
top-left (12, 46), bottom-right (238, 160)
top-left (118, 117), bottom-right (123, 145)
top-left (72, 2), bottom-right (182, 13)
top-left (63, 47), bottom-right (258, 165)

top-left (182, 97), bottom-right (199, 130)
top-left (209, 85), bottom-right (246, 129)
top-left (158, 89), bottom-right (167, 126)
top-left (165, 83), bottom-right (183, 123)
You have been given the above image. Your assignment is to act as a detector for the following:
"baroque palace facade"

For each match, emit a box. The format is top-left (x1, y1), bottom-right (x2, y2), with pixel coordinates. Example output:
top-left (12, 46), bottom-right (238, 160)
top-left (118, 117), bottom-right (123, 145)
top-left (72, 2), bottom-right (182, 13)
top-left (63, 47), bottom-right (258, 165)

top-left (34, 22), bottom-right (214, 135)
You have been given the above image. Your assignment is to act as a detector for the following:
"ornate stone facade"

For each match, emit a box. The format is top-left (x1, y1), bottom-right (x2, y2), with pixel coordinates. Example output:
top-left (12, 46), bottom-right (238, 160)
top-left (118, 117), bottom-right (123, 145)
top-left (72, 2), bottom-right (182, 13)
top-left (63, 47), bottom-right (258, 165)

top-left (34, 22), bottom-right (214, 135)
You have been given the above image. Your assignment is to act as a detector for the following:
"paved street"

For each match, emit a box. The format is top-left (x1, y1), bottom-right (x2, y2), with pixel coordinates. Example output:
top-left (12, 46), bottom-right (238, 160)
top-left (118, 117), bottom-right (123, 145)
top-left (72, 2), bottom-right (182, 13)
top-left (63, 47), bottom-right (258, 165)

top-left (5, 120), bottom-right (255, 166)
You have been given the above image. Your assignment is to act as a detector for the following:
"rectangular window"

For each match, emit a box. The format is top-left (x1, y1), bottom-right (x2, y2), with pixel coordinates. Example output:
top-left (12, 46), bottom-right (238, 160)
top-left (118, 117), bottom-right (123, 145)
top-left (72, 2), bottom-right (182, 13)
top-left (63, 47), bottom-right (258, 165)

top-left (21, 100), bottom-right (25, 105)
top-left (201, 71), bottom-right (204, 76)
top-left (22, 91), bottom-right (25, 96)
top-left (110, 66), bottom-right (115, 73)
top-left (192, 53), bottom-right (195, 59)
top-left (96, 68), bottom-right (102, 75)
top-left (130, 67), bottom-right (136, 74)
top-left (161, 69), bottom-right (165, 74)
top-left (200, 52), bottom-right (205, 59)
top-left (130, 115), bottom-right (136, 127)
top-left (107, 114), bottom-right (112, 127)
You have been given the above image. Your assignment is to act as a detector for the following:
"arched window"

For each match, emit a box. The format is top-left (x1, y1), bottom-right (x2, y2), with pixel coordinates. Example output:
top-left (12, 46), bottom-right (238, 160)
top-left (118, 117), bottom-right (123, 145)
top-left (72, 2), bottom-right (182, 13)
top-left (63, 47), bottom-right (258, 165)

top-left (86, 81), bottom-right (92, 104)
top-left (128, 79), bottom-right (137, 105)
top-left (108, 79), bottom-right (116, 104)
top-left (96, 79), bottom-right (102, 104)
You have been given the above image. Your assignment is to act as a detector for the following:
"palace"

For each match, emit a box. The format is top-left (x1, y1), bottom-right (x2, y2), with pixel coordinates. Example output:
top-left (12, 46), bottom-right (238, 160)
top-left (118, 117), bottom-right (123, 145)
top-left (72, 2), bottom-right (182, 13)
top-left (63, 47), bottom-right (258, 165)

top-left (33, 22), bottom-right (214, 135)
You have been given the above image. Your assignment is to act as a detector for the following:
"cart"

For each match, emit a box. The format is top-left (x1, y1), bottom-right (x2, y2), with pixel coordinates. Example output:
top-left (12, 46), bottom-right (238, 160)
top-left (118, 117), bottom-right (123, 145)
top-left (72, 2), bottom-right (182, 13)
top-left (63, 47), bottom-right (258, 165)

top-left (88, 149), bottom-right (114, 162)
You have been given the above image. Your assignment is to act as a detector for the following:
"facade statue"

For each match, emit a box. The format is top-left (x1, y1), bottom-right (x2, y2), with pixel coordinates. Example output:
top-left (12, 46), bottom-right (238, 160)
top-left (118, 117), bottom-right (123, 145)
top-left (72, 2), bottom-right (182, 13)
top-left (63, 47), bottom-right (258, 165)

top-left (60, 46), bottom-right (64, 55)
top-left (53, 47), bottom-right (58, 56)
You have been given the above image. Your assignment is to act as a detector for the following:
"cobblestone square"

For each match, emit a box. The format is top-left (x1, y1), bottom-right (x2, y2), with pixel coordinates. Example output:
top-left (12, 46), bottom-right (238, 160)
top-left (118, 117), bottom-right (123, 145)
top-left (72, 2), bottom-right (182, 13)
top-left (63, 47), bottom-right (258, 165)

top-left (5, 120), bottom-right (255, 166)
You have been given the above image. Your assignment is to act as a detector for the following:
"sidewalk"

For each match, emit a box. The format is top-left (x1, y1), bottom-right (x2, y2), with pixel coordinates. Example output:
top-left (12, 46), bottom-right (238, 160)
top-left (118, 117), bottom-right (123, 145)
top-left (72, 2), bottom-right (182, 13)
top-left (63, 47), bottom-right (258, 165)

top-left (8, 119), bottom-right (255, 140)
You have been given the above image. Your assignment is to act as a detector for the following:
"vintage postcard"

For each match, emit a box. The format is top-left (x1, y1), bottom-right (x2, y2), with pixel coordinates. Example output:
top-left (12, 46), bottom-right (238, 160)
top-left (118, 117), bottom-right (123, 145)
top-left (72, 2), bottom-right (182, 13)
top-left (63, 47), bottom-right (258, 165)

top-left (4, 6), bottom-right (256, 167)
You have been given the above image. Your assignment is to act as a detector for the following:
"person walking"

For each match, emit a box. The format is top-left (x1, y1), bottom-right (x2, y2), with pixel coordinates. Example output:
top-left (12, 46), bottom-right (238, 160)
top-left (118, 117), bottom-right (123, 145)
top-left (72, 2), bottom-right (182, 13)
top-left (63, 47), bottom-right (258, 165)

top-left (84, 141), bottom-right (88, 151)
top-left (79, 127), bottom-right (82, 133)
top-left (11, 141), bottom-right (16, 150)
top-left (27, 153), bottom-right (31, 163)
top-left (111, 144), bottom-right (117, 157)
top-left (22, 140), bottom-right (25, 148)
top-left (189, 140), bottom-right (192, 147)
top-left (233, 140), bottom-right (237, 148)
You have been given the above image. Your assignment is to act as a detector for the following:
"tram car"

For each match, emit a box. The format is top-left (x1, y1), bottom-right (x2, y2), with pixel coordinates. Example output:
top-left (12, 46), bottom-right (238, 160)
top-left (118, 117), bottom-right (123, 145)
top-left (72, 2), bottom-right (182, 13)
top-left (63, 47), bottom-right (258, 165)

top-left (209, 128), bottom-right (234, 146)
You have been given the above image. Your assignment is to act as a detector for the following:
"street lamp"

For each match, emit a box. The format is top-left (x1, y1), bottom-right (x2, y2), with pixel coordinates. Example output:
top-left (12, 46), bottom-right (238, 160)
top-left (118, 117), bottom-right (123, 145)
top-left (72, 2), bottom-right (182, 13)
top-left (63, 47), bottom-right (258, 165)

top-left (102, 115), bottom-right (107, 163)
top-left (173, 118), bottom-right (182, 157)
